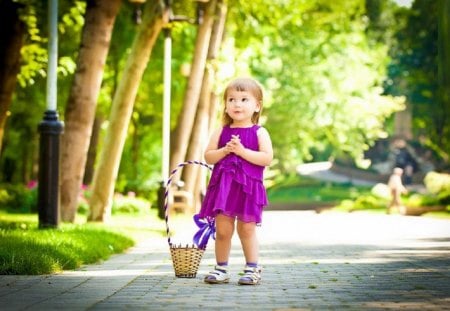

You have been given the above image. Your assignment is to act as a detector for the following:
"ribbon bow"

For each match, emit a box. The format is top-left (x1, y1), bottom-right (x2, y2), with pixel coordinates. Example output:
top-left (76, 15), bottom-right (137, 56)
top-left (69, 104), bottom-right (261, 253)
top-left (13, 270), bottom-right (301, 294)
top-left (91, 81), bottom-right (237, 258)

top-left (193, 214), bottom-right (216, 249)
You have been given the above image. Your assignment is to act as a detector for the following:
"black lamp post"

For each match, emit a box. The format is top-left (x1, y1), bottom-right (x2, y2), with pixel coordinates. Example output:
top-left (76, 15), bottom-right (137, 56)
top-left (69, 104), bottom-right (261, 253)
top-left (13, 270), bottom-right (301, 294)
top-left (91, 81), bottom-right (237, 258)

top-left (37, 0), bottom-right (64, 228)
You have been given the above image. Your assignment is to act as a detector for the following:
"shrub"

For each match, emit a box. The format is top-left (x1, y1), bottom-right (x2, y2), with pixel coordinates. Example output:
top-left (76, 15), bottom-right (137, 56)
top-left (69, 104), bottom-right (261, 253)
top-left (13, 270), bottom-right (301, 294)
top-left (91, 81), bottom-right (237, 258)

top-left (0, 183), bottom-right (37, 213)
top-left (335, 194), bottom-right (388, 212)
top-left (352, 194), bottom-right (388, 210)
top-left (424, 172), bottom-right (450, 205)
top-left (111, 193), bottom-right (151, 214)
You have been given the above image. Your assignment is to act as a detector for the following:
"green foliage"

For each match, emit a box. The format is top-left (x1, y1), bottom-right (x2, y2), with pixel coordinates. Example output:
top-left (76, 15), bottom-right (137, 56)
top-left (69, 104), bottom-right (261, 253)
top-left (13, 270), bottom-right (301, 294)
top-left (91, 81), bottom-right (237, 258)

top-left (424, 171), bottom-right (450, 194)
top-left (352, 194), bottom-right (389, 210)
top-left (111, 194), bottom-right (151, 214)
top-left (267, 175), bottom-right (371, 204)
top-left (424, 171), bottom-right (450, 204)
top-left (2, 0), bottom-right (445, 207)
top-left (0, 213), bottom-right (134, 275)
top-left (0, 183), bottom-right (153, 218)
top-left (1, 79), bottom-right (44, 183)
top-left (335, 180), bottom-right (447, 213)
top-left (0, 183), bottom-right (37, 213)
top-left (1, 0), bottom-right (86, 185)
top-left (16, 0), bottom-right (47, 87)
top-left (384, 0), bottom-right (447, 160)
top-left (17, 0), bottom-right (85, 87)
top-left (228, 0), bottom-right (404, 172)
top-left (107, 4), bottom-right (196, 194)
top-left (405, 193), bottom-right (441, 208)
top-left (335, 194), bottom-right (388, 213)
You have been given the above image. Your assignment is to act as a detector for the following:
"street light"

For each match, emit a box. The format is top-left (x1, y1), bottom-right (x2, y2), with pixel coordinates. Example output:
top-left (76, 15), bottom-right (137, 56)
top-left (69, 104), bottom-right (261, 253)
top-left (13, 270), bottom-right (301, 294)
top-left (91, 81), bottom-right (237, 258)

top-left (37, 0), bottom-right (64, 228)
top-left (128, 0), bottom-right (147, 24)
top-left (156, 0), bottom-right (205, 219)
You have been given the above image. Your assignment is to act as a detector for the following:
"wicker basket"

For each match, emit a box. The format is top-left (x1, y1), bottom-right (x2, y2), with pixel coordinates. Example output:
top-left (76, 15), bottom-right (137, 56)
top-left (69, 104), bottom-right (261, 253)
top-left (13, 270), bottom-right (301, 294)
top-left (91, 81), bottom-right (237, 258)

top-left (169, 244), bottom-right (205, 278)
top-left (164, 161), bottom-right (212, 278)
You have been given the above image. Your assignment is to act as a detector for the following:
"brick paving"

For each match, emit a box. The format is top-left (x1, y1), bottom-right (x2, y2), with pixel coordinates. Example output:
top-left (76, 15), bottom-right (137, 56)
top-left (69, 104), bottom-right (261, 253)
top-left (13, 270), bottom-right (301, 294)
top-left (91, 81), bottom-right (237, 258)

top-left (1, 211), bottom-right (449, 310)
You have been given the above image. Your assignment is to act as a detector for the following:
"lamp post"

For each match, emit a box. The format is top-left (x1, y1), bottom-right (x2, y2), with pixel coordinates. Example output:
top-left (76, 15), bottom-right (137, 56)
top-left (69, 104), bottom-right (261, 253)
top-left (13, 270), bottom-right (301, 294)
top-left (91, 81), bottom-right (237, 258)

top-left (128, 0), bottom-right (146, 24)
top-left (156, 0), bottom-right (205, 219)
top-left (37, 0), bottom-right (64, 228)
top-left (156, 19), bottom-right (172, 219)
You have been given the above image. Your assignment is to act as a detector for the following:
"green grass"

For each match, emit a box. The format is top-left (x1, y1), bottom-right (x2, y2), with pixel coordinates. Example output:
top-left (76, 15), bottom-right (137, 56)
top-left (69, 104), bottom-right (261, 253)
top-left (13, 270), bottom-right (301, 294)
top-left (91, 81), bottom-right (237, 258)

top-left (266, 175), bottom-right (450, 219)
top-left (0, 209), bottom-right (166, 275)
top-left (267, 176), bottom-right (372, 204)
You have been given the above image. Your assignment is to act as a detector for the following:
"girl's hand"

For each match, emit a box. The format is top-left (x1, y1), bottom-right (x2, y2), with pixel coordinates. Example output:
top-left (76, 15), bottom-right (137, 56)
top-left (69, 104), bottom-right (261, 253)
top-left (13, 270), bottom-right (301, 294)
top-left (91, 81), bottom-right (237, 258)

top-left (226, 135), bottom-right (245, 156)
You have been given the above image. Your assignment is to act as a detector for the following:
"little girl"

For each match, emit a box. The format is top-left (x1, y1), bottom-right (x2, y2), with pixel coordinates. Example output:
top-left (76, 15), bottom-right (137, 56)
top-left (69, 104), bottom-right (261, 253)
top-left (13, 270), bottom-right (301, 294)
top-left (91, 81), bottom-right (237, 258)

top-left (198, 77), bottom-right (273, 285)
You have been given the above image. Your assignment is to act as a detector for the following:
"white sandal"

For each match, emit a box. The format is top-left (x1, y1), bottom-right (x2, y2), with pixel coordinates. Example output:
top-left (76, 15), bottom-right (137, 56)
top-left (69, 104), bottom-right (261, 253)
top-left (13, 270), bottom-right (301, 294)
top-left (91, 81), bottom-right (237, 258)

top-left (204, 265), bottom-right (230, 284)
top-left (238, 265), bottom-right (262, 285)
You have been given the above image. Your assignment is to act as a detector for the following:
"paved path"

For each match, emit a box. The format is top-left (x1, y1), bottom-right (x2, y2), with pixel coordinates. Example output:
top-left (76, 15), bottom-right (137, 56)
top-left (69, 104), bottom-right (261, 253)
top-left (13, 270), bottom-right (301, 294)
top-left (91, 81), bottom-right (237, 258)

top-left (1, 211), bottom-right (450, 310)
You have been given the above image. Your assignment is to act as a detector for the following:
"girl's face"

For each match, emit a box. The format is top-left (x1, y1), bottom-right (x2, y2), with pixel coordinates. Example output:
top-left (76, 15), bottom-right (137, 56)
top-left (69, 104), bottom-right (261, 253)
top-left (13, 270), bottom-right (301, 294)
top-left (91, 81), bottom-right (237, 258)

top-left (225, 90), bottom-right (261, 126)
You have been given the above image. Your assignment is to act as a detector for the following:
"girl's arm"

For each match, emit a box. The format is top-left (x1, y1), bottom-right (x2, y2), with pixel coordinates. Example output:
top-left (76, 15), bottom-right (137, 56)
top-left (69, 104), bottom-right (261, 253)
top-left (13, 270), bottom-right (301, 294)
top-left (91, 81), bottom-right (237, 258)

top-left (230, 127), bottom-right (273, 167)
top-left (204, 128), bottom-right (229, 165)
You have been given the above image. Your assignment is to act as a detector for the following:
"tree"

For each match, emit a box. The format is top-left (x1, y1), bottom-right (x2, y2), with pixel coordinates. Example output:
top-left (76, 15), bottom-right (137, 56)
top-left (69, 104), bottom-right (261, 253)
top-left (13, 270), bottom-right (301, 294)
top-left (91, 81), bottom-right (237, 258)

top-left (437, 0), bottom-right (450, 161)
top-left (225, 0), bottom-right (403, 171)
top-left (88, 1), bottom-right (167, 222)
top-left (0, 0), bottom-right (26, 156)
top-left (169, 0), bottom-right (217, 174)
top-left (183, 0), bottom-right (227, 210)
top-left (384, 0), bottom-right (447, 165)
top-left (60, 0), bottom-right (122, 222)
top-left (0, 1), bottom-right (85, 184)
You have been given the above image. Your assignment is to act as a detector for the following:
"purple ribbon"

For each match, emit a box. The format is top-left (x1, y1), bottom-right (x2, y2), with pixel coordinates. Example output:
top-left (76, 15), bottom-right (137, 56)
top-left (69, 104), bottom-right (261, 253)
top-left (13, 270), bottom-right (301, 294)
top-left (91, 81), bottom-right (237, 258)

top-left (193, 214), bottom-right (216, 249)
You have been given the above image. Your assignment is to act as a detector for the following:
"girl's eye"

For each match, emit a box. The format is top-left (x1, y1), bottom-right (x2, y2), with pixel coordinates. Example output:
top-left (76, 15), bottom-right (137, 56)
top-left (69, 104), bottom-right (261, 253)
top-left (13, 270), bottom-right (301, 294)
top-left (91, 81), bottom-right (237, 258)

top-left (242, 98), bottom-right (248, 102)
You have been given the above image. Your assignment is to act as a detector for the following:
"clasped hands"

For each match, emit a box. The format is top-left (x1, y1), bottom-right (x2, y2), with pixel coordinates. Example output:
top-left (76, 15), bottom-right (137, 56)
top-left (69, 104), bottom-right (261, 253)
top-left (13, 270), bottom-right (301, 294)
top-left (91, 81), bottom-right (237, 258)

top-left (223, 135), bottom-right (245, 157)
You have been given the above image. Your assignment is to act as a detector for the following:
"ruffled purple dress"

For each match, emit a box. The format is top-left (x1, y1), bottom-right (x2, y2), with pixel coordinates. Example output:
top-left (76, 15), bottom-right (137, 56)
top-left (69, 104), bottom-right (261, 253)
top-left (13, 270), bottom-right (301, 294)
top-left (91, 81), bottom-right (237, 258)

top-left (198, 124), bottom-right (268, 224)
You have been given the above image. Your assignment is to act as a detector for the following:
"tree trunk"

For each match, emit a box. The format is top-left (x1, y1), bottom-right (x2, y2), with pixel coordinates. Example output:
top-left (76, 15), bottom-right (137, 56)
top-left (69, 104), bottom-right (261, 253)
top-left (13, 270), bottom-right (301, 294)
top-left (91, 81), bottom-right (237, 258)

top-left (183, 0), bottom-right (227, 200)
top-left (88, 1), bottom-right (167, 222)
top-left (60, 0), bottom-right (122, 223)
top-left (393, 104), bottom-right (412, 140)
top-left (169, 0), bottom-right (217, 175)
top-left (0, 0), bottom-right (25, 155)
top-left (437, 0), bottom-right (450, 154)
top-left (83, 115), bottom-right (103, 185)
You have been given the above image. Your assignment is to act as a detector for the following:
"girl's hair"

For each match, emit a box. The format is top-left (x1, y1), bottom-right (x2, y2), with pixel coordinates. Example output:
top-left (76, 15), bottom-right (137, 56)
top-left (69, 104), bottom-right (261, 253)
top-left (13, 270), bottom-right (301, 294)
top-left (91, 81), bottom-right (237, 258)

top-left (222, 77), bottom-right (264, 125)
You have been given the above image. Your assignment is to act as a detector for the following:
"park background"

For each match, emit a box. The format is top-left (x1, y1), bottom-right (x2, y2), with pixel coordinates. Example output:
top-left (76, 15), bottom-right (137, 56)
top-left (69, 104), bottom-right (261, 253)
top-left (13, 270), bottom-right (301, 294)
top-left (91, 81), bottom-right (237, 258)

top-left (0, 0), bottom-right (449, 274)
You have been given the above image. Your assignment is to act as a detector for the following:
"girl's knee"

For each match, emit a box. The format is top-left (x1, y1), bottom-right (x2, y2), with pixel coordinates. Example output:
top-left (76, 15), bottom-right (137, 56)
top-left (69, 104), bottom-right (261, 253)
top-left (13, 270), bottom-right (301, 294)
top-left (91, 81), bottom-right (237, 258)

top-left (215, 217), bottom-right (235, 240)
top-left (216, 227), bottom-right (233, 241)
top-left (237, 222), bottom-right (256, 239)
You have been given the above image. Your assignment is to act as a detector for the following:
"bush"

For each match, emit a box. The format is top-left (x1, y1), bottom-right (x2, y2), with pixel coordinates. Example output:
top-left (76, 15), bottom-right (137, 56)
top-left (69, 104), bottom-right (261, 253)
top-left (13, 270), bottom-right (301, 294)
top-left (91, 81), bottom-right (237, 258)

top-left (0, 183), bottom-right (37, 213)
top-left (424, 172), bottom-right (450, 205)
top-left (111, 193), bottom-right (151, 214)
top-left (352, 194), bottom-right (389, 210)
top-left (424, 171), bottom-right (450, 194)
top-left (0, 183), bottom-right (152, 216)
top-left (335, 194), bottom-right (389, 212)
top-left (404, 193), bottom-right (440, 207)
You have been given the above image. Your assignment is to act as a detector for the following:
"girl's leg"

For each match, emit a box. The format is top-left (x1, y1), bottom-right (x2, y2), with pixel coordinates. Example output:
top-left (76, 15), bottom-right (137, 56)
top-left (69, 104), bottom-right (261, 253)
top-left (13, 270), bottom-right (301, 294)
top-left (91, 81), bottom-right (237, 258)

top-left (204, 214), bottom-right (234, 284)
top-left (236, 220), bottom-right (258, 264)
top-left (215, 214), bottom-right (235, 263)
top-left (237, 220), bottom-right (261, 285)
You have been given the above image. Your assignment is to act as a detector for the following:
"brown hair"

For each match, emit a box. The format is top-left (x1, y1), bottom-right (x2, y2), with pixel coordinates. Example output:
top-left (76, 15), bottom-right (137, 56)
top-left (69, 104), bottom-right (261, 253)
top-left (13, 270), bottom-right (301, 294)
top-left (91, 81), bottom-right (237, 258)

top-left (222, 77), bottom-right (264, 125)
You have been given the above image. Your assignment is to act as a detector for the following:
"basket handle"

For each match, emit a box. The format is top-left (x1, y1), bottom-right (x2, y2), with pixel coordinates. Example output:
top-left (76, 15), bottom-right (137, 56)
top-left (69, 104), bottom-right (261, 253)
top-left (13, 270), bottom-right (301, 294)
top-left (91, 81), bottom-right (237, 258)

top-left (164, 160), bottom-right (212, 246)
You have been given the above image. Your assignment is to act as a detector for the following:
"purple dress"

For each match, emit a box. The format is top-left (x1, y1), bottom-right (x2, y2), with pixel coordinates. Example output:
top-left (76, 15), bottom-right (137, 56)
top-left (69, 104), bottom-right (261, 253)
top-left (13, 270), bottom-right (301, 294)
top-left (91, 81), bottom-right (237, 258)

top-left (198, 125), bottom-right (268, 224)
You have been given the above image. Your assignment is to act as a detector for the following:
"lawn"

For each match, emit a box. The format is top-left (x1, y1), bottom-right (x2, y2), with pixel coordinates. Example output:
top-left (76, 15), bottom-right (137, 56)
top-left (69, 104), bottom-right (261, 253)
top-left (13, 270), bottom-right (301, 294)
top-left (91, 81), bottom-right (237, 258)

top-left (267, 175), bottom-right (372, 204)
top-left (266, 175), bottom-right (450, 219)
top-left (0, 209), bottom-right (167, 275)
